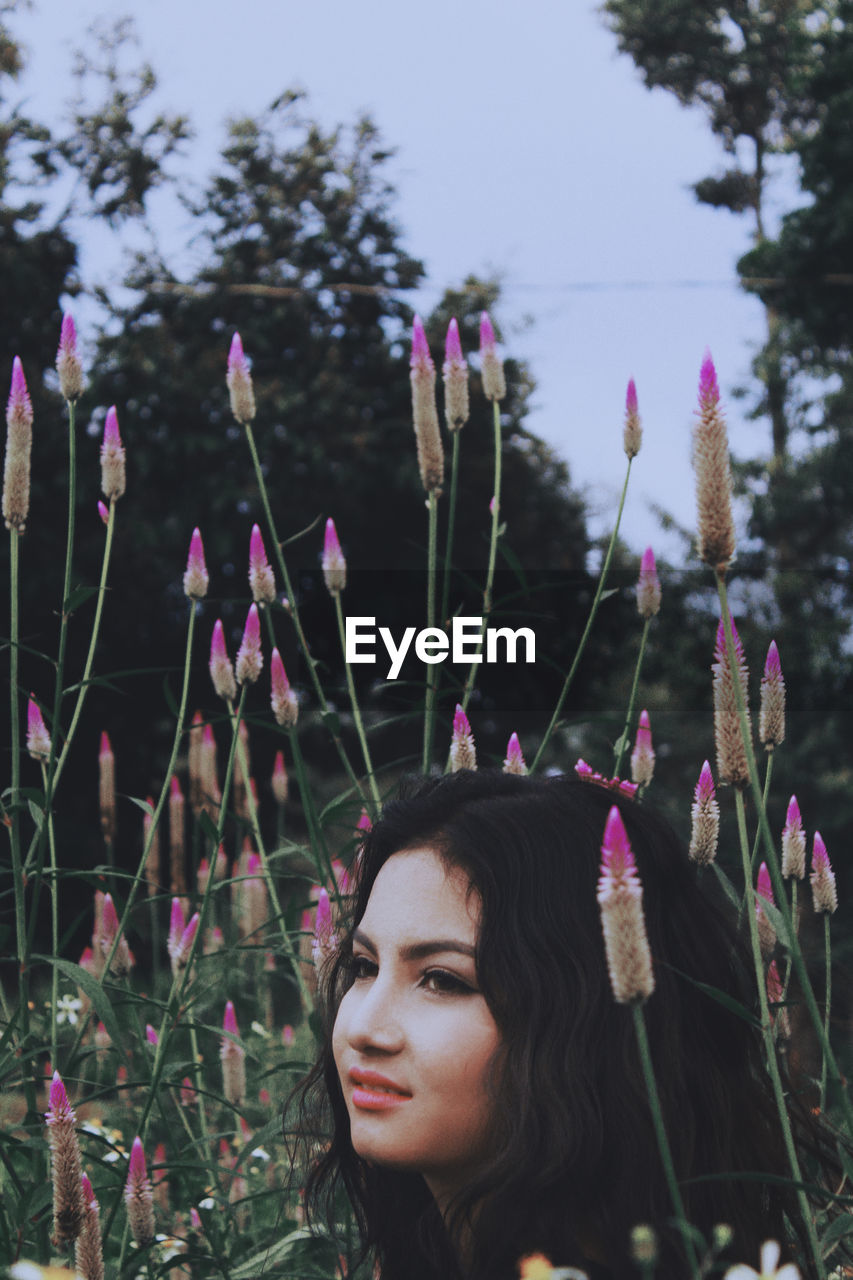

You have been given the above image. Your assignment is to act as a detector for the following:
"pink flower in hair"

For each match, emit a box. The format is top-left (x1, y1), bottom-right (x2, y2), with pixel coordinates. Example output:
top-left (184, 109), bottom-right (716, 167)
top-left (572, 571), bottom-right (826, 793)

top-left (597, 806), bottom-right (654, 1004)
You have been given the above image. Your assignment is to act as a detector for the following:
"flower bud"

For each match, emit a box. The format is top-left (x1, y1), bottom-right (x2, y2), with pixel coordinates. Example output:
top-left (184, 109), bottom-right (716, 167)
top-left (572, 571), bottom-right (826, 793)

top-left (236, 603), bottom-right (263, 684)
top-left (322, 517), bottom-right (346, 595)
top-left (636, 546), bottom-right (661, 619)
top-left (57, 313), bottom-right (85, 402)
top-left (502, 732), bottom-right (527, 775)
top-left (124, 1137), bottom-right (156, 1248)
top-left (623, 378), bottom-right (642, 459)
top-left (410, 315), bottom-right (444, 493)
top-left (479, 311), bottom-right (506, 402)
top-left (227, 332), bottom-right (256, 424)
top-left (183, 527), bottom-right (209, 600)
top-left (210, 619), bottom-right (237, 701)
top-left (271, 648), bottom-right (299, 727)
top-left (692, 353), bottom-right (735, 572)
top-left (3, 356), bottom-right (33, 532)
top-left (249, 523), bottom-right (276, 604)
top-left (442, 317), bottom-right (469, 431)
top-left (597, 806), bottom-right (655, 1004)
top-left (26, 695), bottom-right (51, 761)
top-left (759, 640), bottom-right (785, 749)
top-left (100, 405), bottom-right (126, 501)
top-left (449, 704), bottom-right (476, 772)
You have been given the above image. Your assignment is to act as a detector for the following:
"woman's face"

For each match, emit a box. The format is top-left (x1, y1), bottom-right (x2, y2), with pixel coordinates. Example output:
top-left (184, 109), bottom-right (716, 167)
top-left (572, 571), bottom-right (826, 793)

top-left (332, 846), bottom-right (502, 1209)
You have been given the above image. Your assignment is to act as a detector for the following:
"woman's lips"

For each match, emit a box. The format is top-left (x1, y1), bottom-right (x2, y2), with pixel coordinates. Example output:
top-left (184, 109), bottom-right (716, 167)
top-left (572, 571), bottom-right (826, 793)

top-left (349, 1067), bottom-right (412, 1111)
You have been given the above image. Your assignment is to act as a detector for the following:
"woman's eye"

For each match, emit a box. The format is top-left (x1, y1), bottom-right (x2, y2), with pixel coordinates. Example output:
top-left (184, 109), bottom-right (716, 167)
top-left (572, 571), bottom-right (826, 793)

top-left (420, 969), bottom-right (473, 996)
top-left (349, 955), bottom-right (377, 981)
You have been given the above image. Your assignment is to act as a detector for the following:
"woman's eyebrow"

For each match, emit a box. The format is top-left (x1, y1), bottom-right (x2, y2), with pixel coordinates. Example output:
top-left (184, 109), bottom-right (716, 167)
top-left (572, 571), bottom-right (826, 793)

top-left (352, 928), bottom-right (475, 960)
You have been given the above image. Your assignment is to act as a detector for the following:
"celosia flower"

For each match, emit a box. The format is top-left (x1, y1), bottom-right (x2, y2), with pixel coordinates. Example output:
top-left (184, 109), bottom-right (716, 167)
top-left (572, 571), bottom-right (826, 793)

top-left (97, 499), bottom-right (109, 525)
top-left (712, 616), bottom-right (752, 788)
top-left (210, 619), bottom-right (237, 701)
top-left (45, 1071), bottom-right (86, 1247)
top-left (143, 798), bottom-right (161, 898)
top-left (442, 317), bottom-right (469, 431)
top-left (188, 710), bottom-right (204, 813)
top-left (167, 897), bottom-right (200, 974)
top-left (100, 405), bottom-right (126, 501)
top-left (688, 760), bottom-right (719, 867)
top-left (759, 640), bottom-right (785, 749)
top-left (356, 808), bottom-right (372, 833)
top-left (574, 758), bottom-right (639, 798)
top-left (755, 861), bottom-right (777, 956)
top-left (226, 332), bottom-right (256, 424)
top-left (97, 731), bottom-right (115, 848)
top-left (238, 851), bottom-right (268, 941)
top-left (636, 546), bottom-right (661, 619)
top-left (236, 603), bottom-right (263, 684)
top-left (623, 377), bottom-right (642, 460)
top-left (249, 523), bottom-right (276, 604)
top-left (57, 313), bottom-right (84, 403)
top-left (3, 356), bottom-right (33, 532)
top-left (221, 1001), bottom-right (246, 1107)
top-left (270, 647), bottom-right (298, 727)
top-left (312, 887), bottom-right (337, 968)
top-left (99, 891), bottom-right (132, 976)
top-left (322, 517), bottom-right (347, 595)
top-left (124, 1137), bottom-right (156, 1248)
top-left (502, 731), bottom-right (527, 775)
top-left (692, 352), bottom-right (735, 572)
top-left (597, 805), bottom-right (655, 1004)
top-left (724, 1238), bottom-right (800, 1280)
top-left (76, 1171), bottom-right (104, 1280)
top-left (183, 527), bottom-right (209, 600)
top-left (410, 314), bottom-right (444, 493)
top-left (26, 695), bottom-right (51, 761)
top-left (272, 750), bottom-right (288, 805)
top-left (810, 832), bottom-right (838, 914)
top-left (766, 960), bottom-right (790, 1039)
top-left (479, 311), bottom-right (506, 403)
top-left (781, 795), bottom-right (806, 880)
top-left (145, 1023), bottom-right (159, 1046)
top-left (449, 703), bottom-right (476, 772)
top-left (169, 774), bottom-right (186, 896)
top-left (630, 709), bottom-right (655, 788)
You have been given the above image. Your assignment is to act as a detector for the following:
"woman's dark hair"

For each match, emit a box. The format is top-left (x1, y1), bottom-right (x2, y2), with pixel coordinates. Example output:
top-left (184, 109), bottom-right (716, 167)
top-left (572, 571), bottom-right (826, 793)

top-left (287, 770), bottom-right (841, 1280)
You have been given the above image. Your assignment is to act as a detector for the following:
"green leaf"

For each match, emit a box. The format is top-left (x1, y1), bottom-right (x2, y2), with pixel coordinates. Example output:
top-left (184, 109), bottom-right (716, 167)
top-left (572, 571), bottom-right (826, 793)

top-left (36, 956), bottom-right (123, 1047)
top-left (664, 963), bottom-right (761, 1027)
top-left (27, 799), bottom-right (45, 831)
top-left (229, 1227), bottom-right (336, 1279)
top-left (64, 583), bottom-right (98, 613)
top-left (320, 709), bottom-right (341, 736)
top-left (127, 794), bottom-right (155, 818)
top-left (820, 1211), bottom-right (853, 1250)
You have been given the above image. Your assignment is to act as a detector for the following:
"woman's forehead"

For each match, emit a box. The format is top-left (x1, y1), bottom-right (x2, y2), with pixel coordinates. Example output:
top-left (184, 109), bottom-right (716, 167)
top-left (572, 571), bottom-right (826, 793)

top-left (359, 846), bottom-right (481, 943)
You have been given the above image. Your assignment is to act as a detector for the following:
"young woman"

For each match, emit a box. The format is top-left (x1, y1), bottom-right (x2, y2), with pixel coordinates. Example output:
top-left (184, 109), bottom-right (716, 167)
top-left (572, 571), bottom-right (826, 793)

top-left (288, 769), bottom-right (841, 1280)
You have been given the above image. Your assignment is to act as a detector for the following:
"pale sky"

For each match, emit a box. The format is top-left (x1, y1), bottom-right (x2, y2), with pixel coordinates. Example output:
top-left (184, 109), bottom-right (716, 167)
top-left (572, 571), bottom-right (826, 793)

top-left (15, 0), bottom-right (786, 563)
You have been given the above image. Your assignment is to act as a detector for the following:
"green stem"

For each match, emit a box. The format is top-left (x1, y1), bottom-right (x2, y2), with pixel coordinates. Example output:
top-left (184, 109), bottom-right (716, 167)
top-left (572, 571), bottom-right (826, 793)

top-left (421, 489), bottom-right (441, 773)
top-left (733, 789), bottom-right (824, 1280)
top-left (631, 1002), bottom-right (700, 1278)
top-left (40, 761), bottom-right (59, 1071)
top-left (716, 571), bottom-right (853, 1138)
top-left (821, 913), bottom-right (831, 1114)
top-left (459, 402), bottom-right (503, 716)
top-left (780, 880), bottom-right (798, 1008)
top-left (532, 459), bottom-right (633, 772)
top-left (440, 431), bottom-right (461, 630)
top-left (229, 694), bottom-right (313, 1014)
top-left (749, 752), bottom-right (774, 878)
top-left (7, 531), bottom-right (25, 971)
top-left (613, 616), bottom-right (651, 778)
top-left (334, 593), bottom-right (381, 811)
top-left (242, 420), bottom-right (368, 807)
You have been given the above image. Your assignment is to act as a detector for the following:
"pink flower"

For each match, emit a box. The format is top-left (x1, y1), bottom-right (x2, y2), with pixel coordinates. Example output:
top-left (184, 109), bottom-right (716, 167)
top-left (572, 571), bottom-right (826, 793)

top-left (3, 356), bottom-right (33, 532)
top-left (442, 316), bottom-right (469, 431)
top-left (272, 749), bottom-right (289, 805)
top-left (502, 731), bottom-right (527, 775)
top-left (449, 703), bottom-right (476, 772)
top-left (356, 808), bottom-right (372, 833)
top-left (75, 1170), bottom-right (104, 1280)
top-left (97, 499), bottom-right (109, 525)
top-left (712, 615), bottom-right (751, 787)
top-left (271, 647), bottom-right (299, 727)
top-left (688, 760), bottom-right (719, 867)
top-left (597, 806), bottom-right (654, 1004)
top-left (574, 758), bottom-right (639, 799)
top-left (100, 405), bottom-right (126, 501)
top-left (810, 832), bottom-right (838, 914)
top-left (693, 351), bottom-right (735, 571)
top-left (221, 1001), bottom-right (246, 1106)
top-left (312, 887), bottom-right (338, 968)
top-left (236, 602), bottom-right (263, 684)
top-left (757, 861), bottom-right (775, 906)
top-left (99, 729), bottom-right (115, 846)
top-left (210, 619), bottom-right (237, 701)
top-left (45, 1071), bottom-right (85, 1247)
top-left (98, 891), bottom-right (132, 976)
top-left (322, 517), bottom-right (347, 595)
top-left (124, 1137), bottom-right (156, 1247)
top-left (623, 378), bottom-right (642, 459)
top-left (145, 1023), bottom-right (159, 1046)
top-left (781, 795), bottom-right (806, 880)
top-left (479, 311), bottom-right (506, 402)
top-left (410, 315), bottom-right (444, 493)
top-left (26, 695), bottom-right (51, 761)
top-left (636, 546), bottom-right (661, 619)
top-left (759, 640), bottom-right (785, 749)
top-left (630, 709), bottom-right (655, 788)
top-left (249, 523), bottom-right (276, 604)
top-left (57, 313), bottom-right (84, 402)
top-left (167, 897), bottom-right (200, 974)
top-left (183, 527), bottom-right (209, 600)
top-left (226, 332), bottom-right (256, 424)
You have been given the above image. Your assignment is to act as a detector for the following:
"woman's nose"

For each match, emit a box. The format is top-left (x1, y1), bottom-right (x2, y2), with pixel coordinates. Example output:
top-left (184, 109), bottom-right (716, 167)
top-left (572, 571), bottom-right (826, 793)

top-left (345, 975), bottom-right (405, 1053)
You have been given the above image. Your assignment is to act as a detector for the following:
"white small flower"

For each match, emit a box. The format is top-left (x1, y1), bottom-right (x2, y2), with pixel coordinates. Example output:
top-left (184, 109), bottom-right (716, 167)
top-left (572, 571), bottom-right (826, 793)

top-left (198, 1197), bottom-right (216, 1210)
top-left (250, 1020), bottom-right (270, 1039)
top-left (250, 1146), bottom-right (271, 1161)
top-left (56, 994), bottom-right (83, 1025)
top-left (725, 1240), bottom-right (800, 1280)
